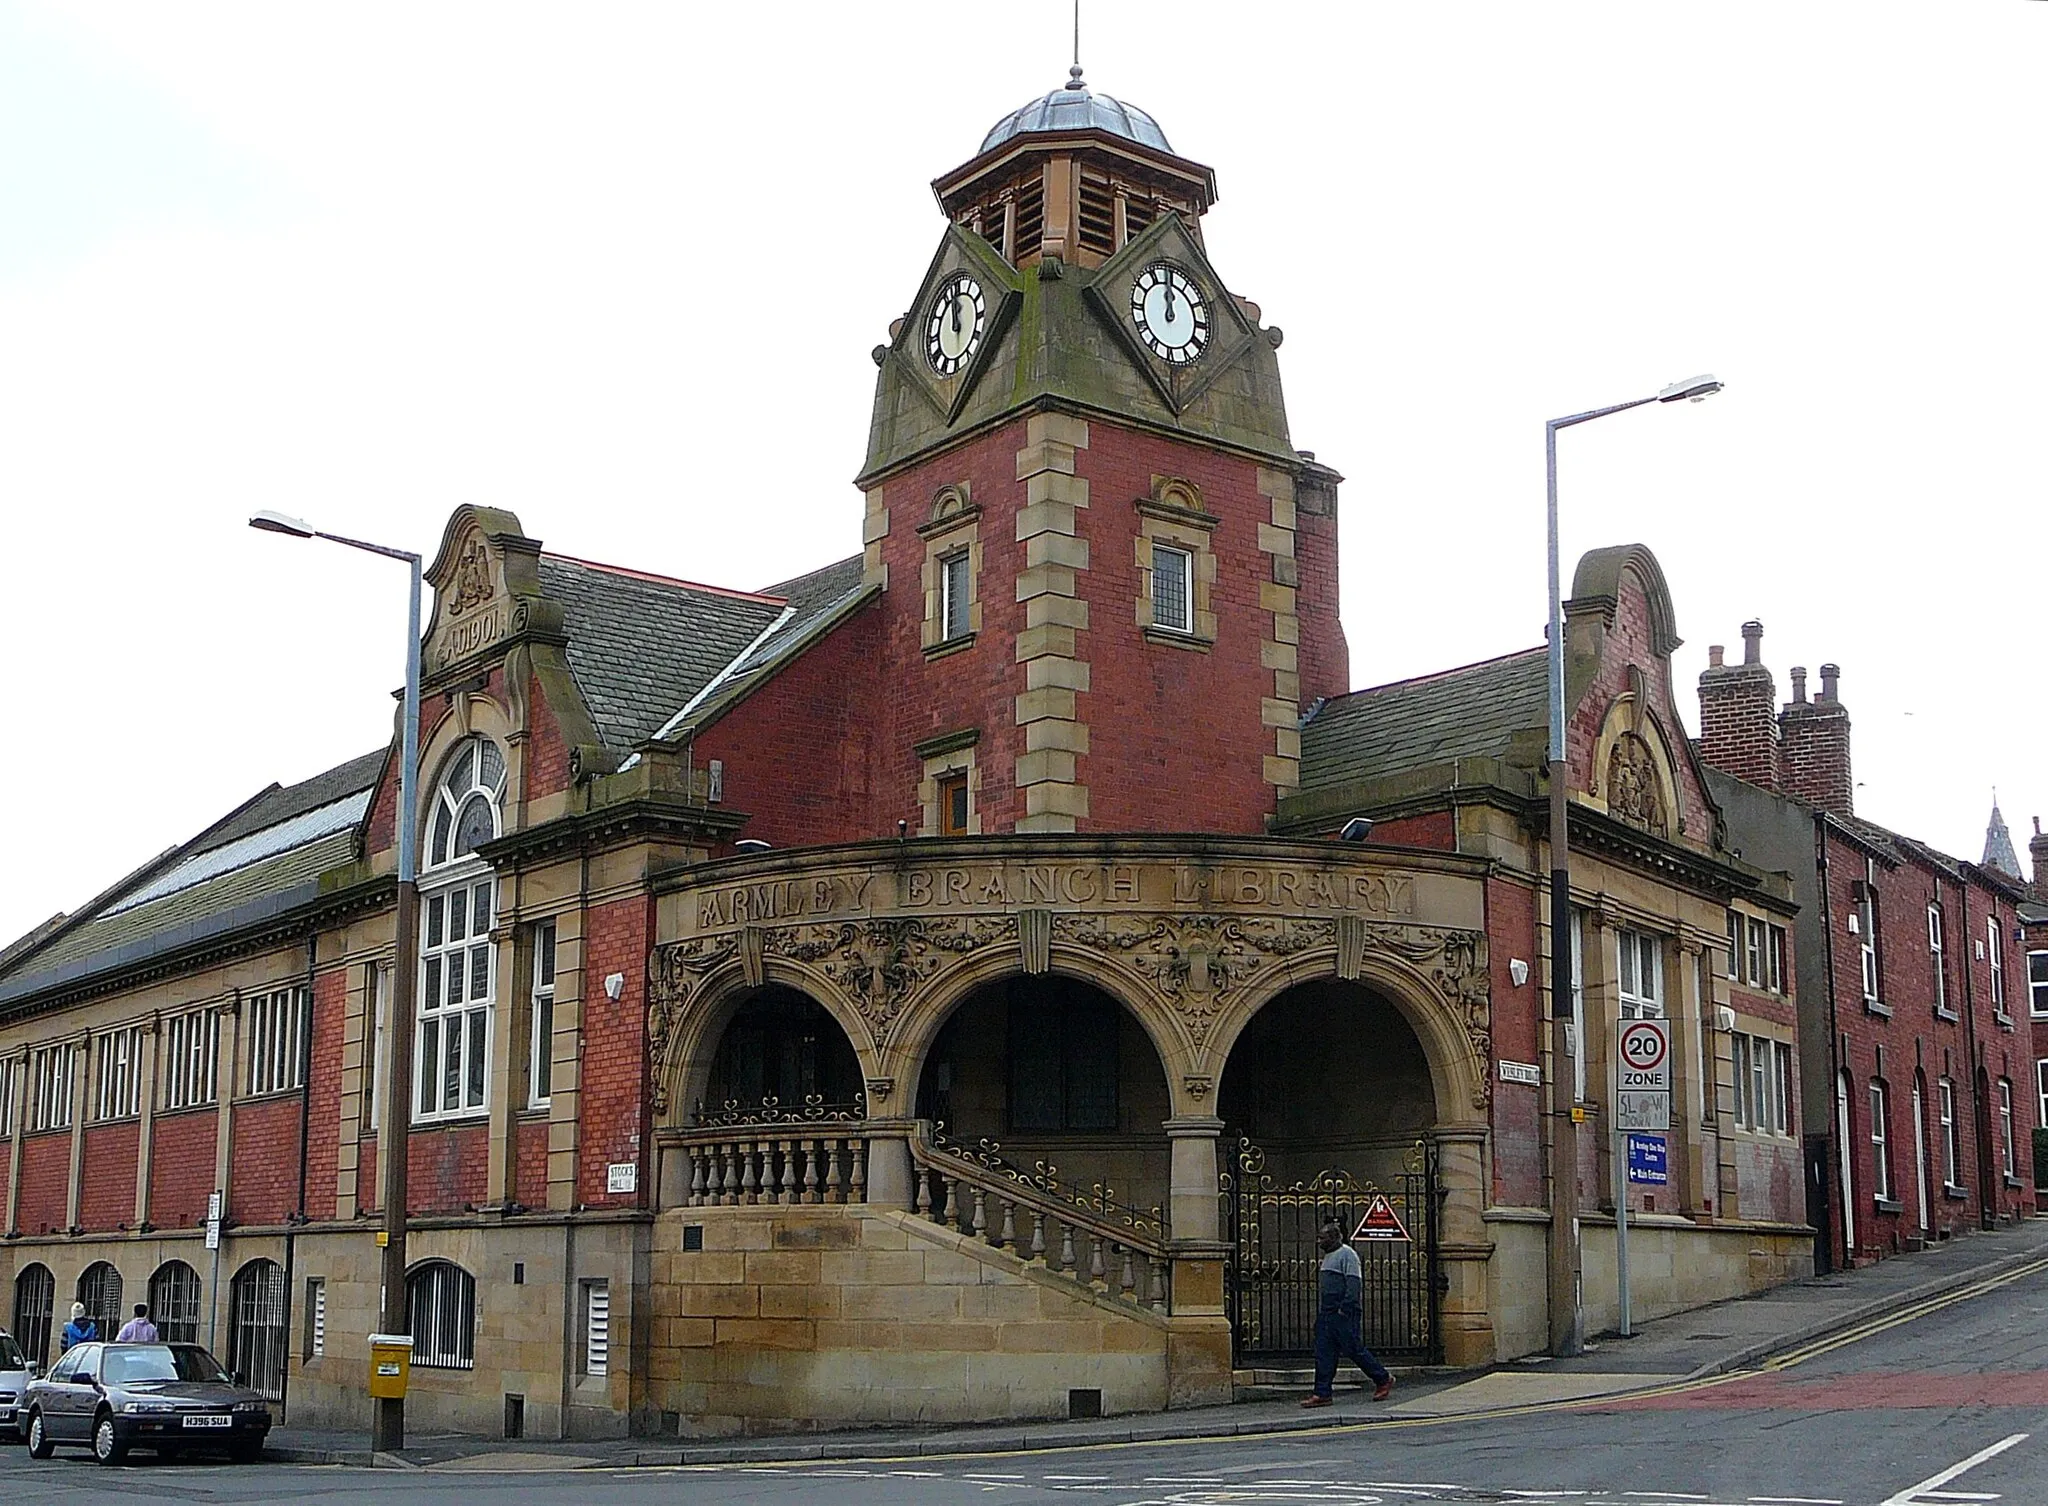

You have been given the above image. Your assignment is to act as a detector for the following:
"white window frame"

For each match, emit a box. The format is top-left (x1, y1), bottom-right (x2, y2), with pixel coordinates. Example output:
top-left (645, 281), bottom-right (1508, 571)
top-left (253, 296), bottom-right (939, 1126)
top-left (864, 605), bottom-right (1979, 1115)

top-left (247, 987), bottom-right (307, 1096)
top-left (529, 920), bottom-right (557, 1110)
top-left (939, 549), bottom-right (971, 642)
top-left (581, 1278), bottom-right (610, 1378)
top-left (2038, 1060), bottom-right (2048, 1140)
top-left (1767, 924), bottom-right (1787, 994)
top-left (1988, 918), bottom-right (2006, 1012)
top-left (1772, 1040), bottom-right (1794, 1136)
top-left (1869, 1078), bottom-right (1892, 1201)
top-left (29, 1043), bottom-right (75, 1132)
top-left (1928, 903), bottom-right (1948, 1015)
top-left (1856, 877), bottom-right (1880, 1006)
top-left (1725, 911), bottom-right (1741, 981)
top-left (2030, 951), bottom-right (2048, 1019)
top-left (426, 736), bottom-right (507, 871)
top-left (0, 1056), bottom-right (16, 1137)
top-left (1938, 1076), bottom-right (1960, 1190)
top-left (1616, 930), bottom-right (1664, 1019)
top-left (417, 876), bottom-right (497, 1123)
top-left (1999, 1078), bottom-right (2015, 1179)
top-left (162, 1009), bottom-right (220, 1111)
top-left (1732, 1035), bottom-right (1752, 1129)
top-left (93, 1026), bottom-right (142, 1121)
top-left (1745, 917), bottom-right (1766, 987)
top-left (1149, 543), bottom-right (1194, 635)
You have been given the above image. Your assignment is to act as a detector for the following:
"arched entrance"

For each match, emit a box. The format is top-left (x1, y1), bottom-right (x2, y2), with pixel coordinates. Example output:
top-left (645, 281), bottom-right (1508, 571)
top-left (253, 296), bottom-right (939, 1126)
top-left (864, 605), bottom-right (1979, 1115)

top-left (77, 1261), bottom-right (123, 1346)
top-left (914, 973), bottom-right (1174, 1227)
top-left (148, 1261), bottom-right (203, 1345)
top-left (1216, 977), bottom-right (1443, 1364)
top-left (700, 986), bottom-right (863, 1118)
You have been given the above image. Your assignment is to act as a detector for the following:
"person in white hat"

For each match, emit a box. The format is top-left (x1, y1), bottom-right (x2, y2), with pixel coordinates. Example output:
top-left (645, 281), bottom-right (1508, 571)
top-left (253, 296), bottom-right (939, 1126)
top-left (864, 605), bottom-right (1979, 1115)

top-left (60, 1301), bottom-right (98, 1353)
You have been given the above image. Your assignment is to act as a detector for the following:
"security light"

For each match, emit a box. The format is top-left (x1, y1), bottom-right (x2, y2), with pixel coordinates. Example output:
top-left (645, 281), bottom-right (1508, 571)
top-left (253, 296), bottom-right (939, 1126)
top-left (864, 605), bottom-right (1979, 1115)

top-left (1339, 817), bottom-right (1374, 842)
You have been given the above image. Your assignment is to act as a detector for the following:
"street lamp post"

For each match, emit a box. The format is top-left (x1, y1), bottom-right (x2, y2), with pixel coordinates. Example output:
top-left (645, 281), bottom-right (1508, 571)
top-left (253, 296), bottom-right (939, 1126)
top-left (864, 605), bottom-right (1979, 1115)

top-left (1543, 375), bottom-right (1721, 1359)
top-left (249, 510), bottom-right (421, 1450)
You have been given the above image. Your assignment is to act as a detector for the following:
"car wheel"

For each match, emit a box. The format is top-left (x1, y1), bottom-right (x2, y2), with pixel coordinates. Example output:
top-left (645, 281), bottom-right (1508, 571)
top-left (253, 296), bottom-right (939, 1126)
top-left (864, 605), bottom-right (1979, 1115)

top-left (25, 1410), bottom-right (53, 1459)
top-left (92, 1411), bottom-right (127, 1465)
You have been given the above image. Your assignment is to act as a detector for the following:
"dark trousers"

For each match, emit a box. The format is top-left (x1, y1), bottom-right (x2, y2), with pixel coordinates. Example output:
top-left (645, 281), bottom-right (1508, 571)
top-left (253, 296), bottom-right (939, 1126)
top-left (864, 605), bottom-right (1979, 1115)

top-left (1313, 1307), bottom-right (1390, 1397)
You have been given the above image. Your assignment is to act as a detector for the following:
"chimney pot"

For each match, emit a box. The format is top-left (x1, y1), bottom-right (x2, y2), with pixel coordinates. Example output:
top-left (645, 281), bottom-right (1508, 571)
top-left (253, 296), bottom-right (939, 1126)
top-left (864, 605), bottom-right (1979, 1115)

top-left (1789, 666), bottom-right (1808, 704)
top-left (1741, 620), bottom-right (1764, 665)
top-left (1708, 644), bottom-right (1725, 668)
top-left (1819, 663), bottom-right (1841, 702)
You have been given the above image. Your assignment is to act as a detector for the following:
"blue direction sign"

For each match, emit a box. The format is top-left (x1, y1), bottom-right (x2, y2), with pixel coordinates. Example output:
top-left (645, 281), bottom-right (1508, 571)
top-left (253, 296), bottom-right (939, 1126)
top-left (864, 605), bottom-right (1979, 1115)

top-left (1626, 1133), bottom-right (1668, 1186)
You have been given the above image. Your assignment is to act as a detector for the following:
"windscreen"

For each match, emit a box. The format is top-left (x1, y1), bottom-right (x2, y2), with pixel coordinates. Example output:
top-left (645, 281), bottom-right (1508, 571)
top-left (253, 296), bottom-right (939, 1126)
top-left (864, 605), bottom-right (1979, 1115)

top-left (101, 1345), bottom-right (232, 1385)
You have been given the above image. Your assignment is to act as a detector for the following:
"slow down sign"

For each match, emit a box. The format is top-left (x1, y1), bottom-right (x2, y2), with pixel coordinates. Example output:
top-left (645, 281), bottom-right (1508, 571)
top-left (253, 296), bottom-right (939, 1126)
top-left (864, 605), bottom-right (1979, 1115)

top-left (1614, 1018), bottom-right (1671, 1131)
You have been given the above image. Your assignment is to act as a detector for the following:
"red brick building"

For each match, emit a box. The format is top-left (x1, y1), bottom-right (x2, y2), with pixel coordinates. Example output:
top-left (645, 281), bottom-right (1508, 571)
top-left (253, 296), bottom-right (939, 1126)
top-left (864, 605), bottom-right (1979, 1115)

top-left (1, 72), bottom-right (1812, 1441)
top-left (1697, 629), bottom-right (2036, 1272)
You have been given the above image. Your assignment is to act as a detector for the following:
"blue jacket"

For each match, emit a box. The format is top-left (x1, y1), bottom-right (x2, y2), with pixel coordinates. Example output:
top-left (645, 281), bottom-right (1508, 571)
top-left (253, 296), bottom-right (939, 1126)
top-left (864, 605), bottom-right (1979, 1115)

top-left (59, 1318), bottom-right (97, 1351)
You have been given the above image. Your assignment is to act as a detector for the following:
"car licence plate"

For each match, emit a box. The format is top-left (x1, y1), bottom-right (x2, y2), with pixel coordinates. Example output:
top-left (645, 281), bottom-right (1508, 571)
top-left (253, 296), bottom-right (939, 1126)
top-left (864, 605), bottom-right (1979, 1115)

top-left (182, 1414), bottom-right (233, 1428)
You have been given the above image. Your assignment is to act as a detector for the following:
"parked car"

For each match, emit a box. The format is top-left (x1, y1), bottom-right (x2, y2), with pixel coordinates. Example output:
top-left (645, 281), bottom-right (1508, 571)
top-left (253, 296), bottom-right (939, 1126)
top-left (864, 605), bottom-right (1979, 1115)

top-left (0, 1329), bottom-right (31, 1440)
top-left (21, 1342), bottom-right (271, 1464)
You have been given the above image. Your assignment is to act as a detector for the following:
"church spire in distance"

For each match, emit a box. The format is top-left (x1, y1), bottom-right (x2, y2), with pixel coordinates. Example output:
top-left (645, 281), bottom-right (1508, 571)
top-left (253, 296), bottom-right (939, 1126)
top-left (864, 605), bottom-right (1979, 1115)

top-left (1983, 792), bottom-right (2021, 877)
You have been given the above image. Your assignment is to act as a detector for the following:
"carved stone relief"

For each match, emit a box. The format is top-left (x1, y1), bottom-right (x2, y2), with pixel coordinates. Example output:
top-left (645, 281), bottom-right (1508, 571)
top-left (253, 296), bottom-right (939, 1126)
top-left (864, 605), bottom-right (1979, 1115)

top-left (1606, 732), bottom-right (1668, 836)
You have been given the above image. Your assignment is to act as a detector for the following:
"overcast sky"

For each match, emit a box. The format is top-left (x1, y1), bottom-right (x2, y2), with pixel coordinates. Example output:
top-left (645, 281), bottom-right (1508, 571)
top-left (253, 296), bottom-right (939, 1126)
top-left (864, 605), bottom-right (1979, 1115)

top-left (2, 1), bottom-right (2042, 947)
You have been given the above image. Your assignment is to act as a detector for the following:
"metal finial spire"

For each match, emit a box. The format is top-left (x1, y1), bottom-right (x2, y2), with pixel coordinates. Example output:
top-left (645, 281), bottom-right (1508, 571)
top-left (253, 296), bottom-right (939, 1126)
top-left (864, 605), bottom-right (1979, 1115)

top-left (1067, 0), bottom-right (1086, 89)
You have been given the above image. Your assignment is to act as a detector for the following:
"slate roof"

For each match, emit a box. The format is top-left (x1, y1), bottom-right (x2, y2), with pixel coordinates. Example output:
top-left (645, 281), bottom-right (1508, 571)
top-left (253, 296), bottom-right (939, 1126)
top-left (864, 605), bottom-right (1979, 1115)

top-left (0, 752), bottom-right (382, 1008)
top-left (539, 555), bottom-right (788, 753)
top-left (1301, 648), bottom-right (1548, 793)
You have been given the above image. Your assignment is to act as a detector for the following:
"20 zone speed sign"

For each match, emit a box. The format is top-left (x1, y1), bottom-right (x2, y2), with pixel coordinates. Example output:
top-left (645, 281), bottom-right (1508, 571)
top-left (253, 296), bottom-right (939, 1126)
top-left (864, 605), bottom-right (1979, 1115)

top-left (1617, 1020), bottom-right (1670, 1092)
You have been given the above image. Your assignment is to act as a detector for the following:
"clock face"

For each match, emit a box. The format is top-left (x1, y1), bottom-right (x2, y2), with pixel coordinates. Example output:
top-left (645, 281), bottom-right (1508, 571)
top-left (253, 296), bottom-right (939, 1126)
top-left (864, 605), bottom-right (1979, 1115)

top-left (925, 274), bottom-right (987, 376)
top-left (1131, 262), bottom-right (1210, 364)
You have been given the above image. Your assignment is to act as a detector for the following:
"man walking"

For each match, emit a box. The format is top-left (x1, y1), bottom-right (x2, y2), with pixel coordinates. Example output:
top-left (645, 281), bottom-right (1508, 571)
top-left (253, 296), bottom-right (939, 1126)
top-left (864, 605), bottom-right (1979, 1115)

top-left (115, 1304), bottom-right (159, 1342)
top-left (1302, 1217), bottom-right (1394, 1407)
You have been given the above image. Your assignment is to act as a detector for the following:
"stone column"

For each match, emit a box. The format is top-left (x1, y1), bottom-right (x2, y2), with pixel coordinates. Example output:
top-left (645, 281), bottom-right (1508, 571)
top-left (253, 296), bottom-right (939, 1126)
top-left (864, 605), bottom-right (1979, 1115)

top-left (1580, 907), bottom-right (1616, 1209)
top-left (214, 994), bottom-right (242, 1212)
top-left (1165, 1115), bottom-right (1223, 1242)
top-left (862, 1118), bottom-right (917, 1211)
top-left (133, 1018), bottom-right (159, 1229)
top-left (1434, 1125), bottom-right (1497, 1367)
top-left (547, 913), bottom-right (586, 1213)
top-left (64, 1030), bottom-right (89, 1232)
top-left (3, 1051), bottom-right (25, 1236)
top-left (1670, 938), bottom-right (1704, 1216)
top-left (484, 912), bottom-right (520, 1208)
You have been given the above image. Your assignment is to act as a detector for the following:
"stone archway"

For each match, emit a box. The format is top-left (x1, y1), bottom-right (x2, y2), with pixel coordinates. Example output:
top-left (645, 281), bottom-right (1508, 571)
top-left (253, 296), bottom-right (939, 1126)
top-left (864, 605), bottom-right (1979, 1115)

top-left (698, 985), bottom-right (865, 1120)
top-left (910, 971), bottom-right (1177, 1229)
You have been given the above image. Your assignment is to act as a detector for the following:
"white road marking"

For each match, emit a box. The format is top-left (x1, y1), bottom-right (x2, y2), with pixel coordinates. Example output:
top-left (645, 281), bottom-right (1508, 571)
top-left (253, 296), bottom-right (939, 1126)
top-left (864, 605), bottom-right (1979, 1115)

top-left (1747, 1498), bottom-right (1844, 1504)
top-left (1881, 1433), bottom-right (2030, 1506)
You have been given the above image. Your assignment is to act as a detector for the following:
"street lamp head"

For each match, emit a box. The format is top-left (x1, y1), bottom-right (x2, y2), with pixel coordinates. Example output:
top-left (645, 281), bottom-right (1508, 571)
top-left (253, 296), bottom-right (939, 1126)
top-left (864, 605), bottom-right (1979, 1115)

top-left (248, 509), bottom-right (317, 538)
top-left (1657, 374), bottom-right (1724, 404)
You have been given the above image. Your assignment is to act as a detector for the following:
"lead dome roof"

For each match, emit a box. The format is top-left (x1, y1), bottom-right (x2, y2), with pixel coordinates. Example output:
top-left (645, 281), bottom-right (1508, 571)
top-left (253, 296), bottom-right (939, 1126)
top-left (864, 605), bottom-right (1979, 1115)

top-left (979, 68), bottom-right (1173, 154)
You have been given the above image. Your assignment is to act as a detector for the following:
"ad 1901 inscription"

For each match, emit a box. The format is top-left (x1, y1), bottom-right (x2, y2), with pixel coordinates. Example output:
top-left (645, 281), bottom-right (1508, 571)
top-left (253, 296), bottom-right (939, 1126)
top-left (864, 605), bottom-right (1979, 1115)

top-left (692, 860), bottom-right (1418, 933)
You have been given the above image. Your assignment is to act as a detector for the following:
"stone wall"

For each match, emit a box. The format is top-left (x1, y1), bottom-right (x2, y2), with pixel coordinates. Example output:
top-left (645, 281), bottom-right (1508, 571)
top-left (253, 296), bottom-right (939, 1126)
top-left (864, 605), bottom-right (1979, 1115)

top-left (645, 1204), bottom-right (1178, 1434)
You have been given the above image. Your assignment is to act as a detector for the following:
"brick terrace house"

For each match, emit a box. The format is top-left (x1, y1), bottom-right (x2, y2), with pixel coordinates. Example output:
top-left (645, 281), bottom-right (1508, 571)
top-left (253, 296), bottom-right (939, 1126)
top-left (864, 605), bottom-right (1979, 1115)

top-left (2019, 821), bottom-right (2048, 1200)
top-left (1696, 625), bottom-right (2036, 1273)
top-left (1, 73), bottom-right (1812, 1440)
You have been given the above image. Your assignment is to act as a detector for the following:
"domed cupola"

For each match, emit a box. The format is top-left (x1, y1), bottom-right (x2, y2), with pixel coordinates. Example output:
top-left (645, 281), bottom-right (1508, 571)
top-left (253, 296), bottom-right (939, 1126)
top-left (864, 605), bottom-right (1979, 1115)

top-left (932, 65), bottom-right (1218, 272)
top-left (979, 66), bottom-right (1175, 155)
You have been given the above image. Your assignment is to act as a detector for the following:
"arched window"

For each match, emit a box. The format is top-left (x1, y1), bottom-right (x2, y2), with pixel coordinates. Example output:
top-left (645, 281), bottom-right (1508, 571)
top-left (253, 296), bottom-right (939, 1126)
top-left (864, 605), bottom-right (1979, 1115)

top-left (427, 736), bottom-right (505, 871)
top-left (416, 738), bottom-right (504, 1122)
top-left (76, 1261), bottom-right (122, 1344)
top-left (406, 1260), bottom-right (476, 1370)
top-left (228, 1259), bottom-right (287, 1401)
top-left (12, 1264), bottom-right (53, 1367)
top-left (148, 1260), bottom-right (203, 1344)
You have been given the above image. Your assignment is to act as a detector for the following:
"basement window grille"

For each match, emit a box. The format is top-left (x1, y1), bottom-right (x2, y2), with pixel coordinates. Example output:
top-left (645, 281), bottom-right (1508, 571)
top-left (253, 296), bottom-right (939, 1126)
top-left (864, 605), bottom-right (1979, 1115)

top-left (582, 1279), bottom-right (610, 1378)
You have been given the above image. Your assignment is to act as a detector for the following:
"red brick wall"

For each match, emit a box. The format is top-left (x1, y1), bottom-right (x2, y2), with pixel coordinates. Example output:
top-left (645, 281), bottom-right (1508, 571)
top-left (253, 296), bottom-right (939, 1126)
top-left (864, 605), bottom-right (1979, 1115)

top-left (1781, 689), bottom-right (1852, 815)
top-left (228, 1096), bottom-right (303, 1226)
top-left (407, 1123), bottom-right (486, 1215)
top-left (579, 893), bottom-right (652, 1206)
top-left (525, 668), bottom-right (571, 801)
top-left (1696, 657), bottom-right (1779, 791)
top-left (1357, 812), bottom-right (1457, 851)
top-left (695, 602), bottom-right (881, 846)
top-left (16, 1134), bottom-right (69, 1236)
top-left (357, 1138), bottom-right (378, 1215)
top-left (78, 1122), bottom-right (139, 1232)
top-left (1487, 875), bottom-right (1544, 1205)
top-left (514, 1117), bottom-right (548, 1209)
top-left (302, 967), bottom-right (348, 1222)
top-left (1292, 476), bottom-right (1348, 705)
top-left (149, 1109), bottom-right (217, 1229)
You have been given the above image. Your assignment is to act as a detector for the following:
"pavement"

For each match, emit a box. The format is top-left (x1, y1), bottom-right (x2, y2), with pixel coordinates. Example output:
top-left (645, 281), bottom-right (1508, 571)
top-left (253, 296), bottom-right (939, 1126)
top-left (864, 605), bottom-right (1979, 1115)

top-left (264, 1213), bottom-right (2048, 1471)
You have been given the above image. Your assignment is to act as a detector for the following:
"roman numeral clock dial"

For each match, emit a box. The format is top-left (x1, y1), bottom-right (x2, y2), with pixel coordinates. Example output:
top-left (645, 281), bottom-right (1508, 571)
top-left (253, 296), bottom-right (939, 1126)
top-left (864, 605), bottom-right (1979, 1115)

top-left (925, 274), bottom-right (987, 376)
top-left (1132, 262), bottom-right (1209, 365)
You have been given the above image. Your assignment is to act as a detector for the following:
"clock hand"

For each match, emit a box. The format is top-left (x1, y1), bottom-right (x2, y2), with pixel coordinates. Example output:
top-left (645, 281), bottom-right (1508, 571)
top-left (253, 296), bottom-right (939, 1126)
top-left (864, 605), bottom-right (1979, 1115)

top-left (1163, 278), bottom-right (1175, 323)
top-left (951, 295), bottom-right (962, 336)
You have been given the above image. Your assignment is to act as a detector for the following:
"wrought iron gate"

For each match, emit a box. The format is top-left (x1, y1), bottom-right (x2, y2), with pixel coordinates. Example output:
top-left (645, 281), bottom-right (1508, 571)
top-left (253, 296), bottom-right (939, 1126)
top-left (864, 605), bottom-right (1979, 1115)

top-left (1222, 1136), bottom-right (1441, 1364)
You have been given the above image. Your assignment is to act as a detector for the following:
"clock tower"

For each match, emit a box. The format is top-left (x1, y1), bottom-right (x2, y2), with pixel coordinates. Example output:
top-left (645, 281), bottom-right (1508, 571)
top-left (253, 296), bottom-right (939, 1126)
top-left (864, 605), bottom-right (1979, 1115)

top-left (857, 68), bottom-right (1346, 837)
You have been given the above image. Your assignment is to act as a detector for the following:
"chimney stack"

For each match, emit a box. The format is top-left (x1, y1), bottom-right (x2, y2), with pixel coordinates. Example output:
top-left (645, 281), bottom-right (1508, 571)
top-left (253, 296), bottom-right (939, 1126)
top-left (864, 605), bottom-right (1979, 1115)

top-left (1697, 619), bottom-right (1780, 792)
top-left (2029, 816), bottom-right (2048, 903)
top-left (1782, 660), bottom-right (1852, 814)
top-left (1789, 666), bottom-right (1807, 704)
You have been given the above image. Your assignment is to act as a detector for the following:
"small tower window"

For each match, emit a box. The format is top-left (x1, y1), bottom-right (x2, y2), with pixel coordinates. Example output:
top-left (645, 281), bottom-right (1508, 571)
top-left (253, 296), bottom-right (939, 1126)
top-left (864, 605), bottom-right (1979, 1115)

top-left (938, 772), bottom-right (970, 837)
top-left (941, 551), bottom-right (972, 642)
top-left (1150, 544), bottom-right (1193, 635)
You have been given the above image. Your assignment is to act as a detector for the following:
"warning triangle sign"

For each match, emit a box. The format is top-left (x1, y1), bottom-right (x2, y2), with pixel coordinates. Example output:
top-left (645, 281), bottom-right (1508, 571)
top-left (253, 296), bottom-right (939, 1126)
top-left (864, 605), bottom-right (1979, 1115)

top-left (1351, 1193), bottom-right (1410, 1243)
